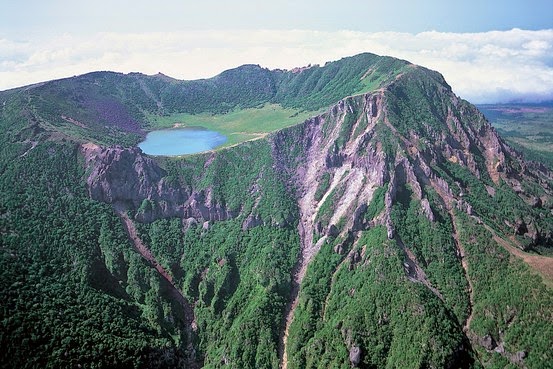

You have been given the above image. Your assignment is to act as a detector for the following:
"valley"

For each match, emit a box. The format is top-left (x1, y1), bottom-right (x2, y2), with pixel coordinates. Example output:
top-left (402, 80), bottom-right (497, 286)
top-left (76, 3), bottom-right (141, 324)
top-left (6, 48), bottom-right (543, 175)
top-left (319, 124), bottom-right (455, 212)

top-left (145, 103), bottom-right (319, 148)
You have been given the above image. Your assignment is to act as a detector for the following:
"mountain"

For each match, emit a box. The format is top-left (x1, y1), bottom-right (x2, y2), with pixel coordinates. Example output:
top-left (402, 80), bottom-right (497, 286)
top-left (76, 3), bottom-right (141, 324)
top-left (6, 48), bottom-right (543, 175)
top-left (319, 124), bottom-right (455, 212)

top-left (1, 53), bottom-right (552, 369)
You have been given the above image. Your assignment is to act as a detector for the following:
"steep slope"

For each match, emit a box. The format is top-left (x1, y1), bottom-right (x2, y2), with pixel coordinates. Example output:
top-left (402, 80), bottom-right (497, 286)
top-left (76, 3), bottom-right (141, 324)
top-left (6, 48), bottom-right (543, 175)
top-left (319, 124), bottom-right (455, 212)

top-left (1, 54), bottom-right (552, 369)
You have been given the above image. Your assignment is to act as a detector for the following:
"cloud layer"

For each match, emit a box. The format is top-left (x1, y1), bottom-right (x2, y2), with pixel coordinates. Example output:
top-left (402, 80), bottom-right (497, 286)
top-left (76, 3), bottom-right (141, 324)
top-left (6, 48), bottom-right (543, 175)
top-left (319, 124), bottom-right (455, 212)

top-left (1, 28), bottom-right (552, 103)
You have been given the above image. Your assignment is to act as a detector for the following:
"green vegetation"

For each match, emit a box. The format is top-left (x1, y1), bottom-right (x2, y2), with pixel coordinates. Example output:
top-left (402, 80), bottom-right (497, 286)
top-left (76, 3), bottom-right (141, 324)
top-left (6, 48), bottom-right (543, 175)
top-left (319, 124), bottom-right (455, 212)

top-left (155, 64), bottom-right (278, 115)
top-left (159, 221), bottom-right (298, 369)
top-left (0, 141), bottom-right (185, 368)
top-left (384, 66), bottom-right (450, 138)
top-left (455, 212), bottom-right (553, 368)
top-left (146, 104), bottom-right (318, 147)
top-left (315, 178), bottom-right (348, 228)
top-left (2, 53), bottom-right (410, 150)
top-left (274, 54), bottom-right (409, 111)
top-left (364, 185), bottom-right (387, 221)
top-left (287, 226), bottom-right (473, 368)
top-left (436, 160), bottom-right (550, 242)
top-left (132, 138), bottom-right (300, 368)
top-left (336, 100), bottom-right (360, 149)
top-left (314, 172), bottom-right (332, 202)
top-left (0, 132), bottom-right (300, 369)
top-left (391, 183), bottom-right (469, 322)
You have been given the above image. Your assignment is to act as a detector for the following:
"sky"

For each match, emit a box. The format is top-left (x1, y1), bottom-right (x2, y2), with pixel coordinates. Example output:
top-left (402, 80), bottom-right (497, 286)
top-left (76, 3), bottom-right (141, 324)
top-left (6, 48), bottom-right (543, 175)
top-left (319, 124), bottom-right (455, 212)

top-left (1, 0), bottom-right (552, 103)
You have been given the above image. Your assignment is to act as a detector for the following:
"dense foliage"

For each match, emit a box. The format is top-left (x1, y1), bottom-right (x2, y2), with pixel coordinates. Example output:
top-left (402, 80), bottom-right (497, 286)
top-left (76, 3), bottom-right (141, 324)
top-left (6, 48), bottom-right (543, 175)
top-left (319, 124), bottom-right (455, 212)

top-left (0, 141), bottom-right (184, 368)
top-left (455, 212), bottom-right (553, 368)
top-left (0, 53), bottom-right (412, 148)
top-left (137, 140), bottom-right (301, 368)
top-left (287, 226), bottom-right (473, 368)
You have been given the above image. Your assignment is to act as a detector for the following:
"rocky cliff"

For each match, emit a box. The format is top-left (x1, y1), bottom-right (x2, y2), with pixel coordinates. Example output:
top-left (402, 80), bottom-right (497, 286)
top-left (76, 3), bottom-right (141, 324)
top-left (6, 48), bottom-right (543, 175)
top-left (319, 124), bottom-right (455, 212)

top-left (82, 143), bottom-right (238, 223)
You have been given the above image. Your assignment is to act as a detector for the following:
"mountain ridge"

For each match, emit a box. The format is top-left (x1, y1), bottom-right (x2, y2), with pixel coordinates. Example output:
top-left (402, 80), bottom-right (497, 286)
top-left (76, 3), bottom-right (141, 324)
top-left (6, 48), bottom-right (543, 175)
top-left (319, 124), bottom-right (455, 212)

top-left (0, 53), bottom-right (410, 146)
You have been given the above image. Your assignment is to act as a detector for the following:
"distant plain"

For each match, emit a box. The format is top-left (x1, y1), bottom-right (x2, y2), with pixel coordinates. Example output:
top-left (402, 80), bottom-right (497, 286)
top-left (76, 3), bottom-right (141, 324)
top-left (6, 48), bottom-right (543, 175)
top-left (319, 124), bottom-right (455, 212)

top-left (478, 102), bottom-right (553, 168)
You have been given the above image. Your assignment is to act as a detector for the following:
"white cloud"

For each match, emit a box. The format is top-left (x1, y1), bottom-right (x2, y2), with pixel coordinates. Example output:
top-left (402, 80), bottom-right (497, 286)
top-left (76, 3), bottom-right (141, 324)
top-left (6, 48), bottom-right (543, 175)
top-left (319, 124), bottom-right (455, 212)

top-left (0, 28), bottom-right (552, 103)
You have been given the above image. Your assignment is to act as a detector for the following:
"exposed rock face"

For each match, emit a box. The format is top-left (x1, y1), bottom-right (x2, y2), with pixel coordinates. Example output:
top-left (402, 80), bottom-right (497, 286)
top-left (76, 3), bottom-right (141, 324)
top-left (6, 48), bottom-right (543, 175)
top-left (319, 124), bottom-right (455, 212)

top-left (81, 66), bottom-right (552, 253)
top-left (83, 145), bottom-right (168, 204)
top-left (513, 351), bottom-right (526, 364)
top-left (271, 92), bottom-right (391, 286)
top-left (515, 220), bottom-right (529, 236)
top-left (81, 144), bottom-right (237, 223)
top-left (242, 214), bottom-right (262, 230)
top-left (421, 198), bottom-right (435, 221)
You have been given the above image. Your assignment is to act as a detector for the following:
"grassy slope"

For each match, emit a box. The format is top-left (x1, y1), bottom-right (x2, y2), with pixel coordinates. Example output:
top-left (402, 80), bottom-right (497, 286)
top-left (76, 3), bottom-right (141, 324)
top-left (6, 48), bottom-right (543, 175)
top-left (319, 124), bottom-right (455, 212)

top-left (141, 53), bottom-right (410, 150)
top-left (145, 104), bottom-right (320, 147)
top-left (141, 54), bottom-right (410, 151)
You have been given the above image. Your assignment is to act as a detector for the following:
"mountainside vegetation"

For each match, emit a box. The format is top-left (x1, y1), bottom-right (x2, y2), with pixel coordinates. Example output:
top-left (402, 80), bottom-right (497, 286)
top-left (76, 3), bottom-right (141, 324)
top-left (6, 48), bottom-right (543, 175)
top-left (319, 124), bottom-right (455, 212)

top-left (1, 53), bottom-right (552, 369)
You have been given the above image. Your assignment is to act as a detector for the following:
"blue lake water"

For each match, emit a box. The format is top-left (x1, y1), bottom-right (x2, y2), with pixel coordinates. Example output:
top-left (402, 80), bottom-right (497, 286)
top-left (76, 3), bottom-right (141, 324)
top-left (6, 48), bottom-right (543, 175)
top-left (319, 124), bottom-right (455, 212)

top-left (138, 128), bottom-right (227, 156)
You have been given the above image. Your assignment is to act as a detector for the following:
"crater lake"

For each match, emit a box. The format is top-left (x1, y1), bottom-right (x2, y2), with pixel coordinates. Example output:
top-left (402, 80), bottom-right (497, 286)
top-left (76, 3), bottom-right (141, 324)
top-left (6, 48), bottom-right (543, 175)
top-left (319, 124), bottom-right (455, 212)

top-left (138, 128), bottom-right (227, 156)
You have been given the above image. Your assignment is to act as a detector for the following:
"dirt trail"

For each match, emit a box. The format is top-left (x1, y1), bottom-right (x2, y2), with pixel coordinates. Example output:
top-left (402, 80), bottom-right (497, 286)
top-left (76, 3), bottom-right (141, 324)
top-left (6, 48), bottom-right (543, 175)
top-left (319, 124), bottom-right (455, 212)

top-left (278, 210), bottom-right (329, 368)
top-left (482, 223), bottom-right (553, 287)
top-left (117, 208), bottom-right (174, 282)
top-left (114, 204), bottom-right (201, 369)
top-left (277, 220), bottom-right (307, 369)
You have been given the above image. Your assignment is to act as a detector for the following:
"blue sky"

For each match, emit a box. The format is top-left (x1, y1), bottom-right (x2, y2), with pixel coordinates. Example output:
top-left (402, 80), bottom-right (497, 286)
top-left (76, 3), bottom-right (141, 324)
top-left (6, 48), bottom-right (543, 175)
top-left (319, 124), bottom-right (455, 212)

top-left (3, 0), bottom-right (552, 34)
top-left (1, 0), bottom-right (552, 102)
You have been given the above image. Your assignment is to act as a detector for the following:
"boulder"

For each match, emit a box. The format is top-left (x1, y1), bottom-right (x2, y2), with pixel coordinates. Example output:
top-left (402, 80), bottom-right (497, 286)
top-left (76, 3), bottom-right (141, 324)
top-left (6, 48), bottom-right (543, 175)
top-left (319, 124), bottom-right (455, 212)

top-left (327, 224), bottom-right (339, 237)
top-left (349, 346), bottom-right (361, 367)
top-left (420, 198), bottom-right (435, 222)
top-left (513, 351), bottom-right (526, 363)
top-left (242, 214), bottom-right (262, 230)
top-left (531, 197), bottom-right (542, 208)
top-left (514, 220), bottom-right (528, 236)
top-left (481, 334), bottom-right (496, 350)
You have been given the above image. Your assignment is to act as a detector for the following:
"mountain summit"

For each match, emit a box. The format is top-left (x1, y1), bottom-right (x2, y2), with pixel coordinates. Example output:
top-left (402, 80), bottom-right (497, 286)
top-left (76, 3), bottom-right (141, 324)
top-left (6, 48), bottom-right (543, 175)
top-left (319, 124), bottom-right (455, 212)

top-left (1, 53), bottom-right (551, 369)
